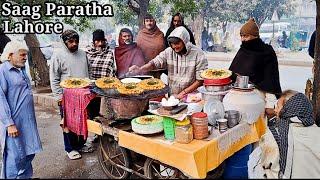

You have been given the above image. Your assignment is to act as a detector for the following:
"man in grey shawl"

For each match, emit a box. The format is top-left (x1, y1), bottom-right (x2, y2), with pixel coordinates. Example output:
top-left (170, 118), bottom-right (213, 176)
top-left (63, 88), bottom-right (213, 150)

top-left (50, 29), bottom-right (93, 160)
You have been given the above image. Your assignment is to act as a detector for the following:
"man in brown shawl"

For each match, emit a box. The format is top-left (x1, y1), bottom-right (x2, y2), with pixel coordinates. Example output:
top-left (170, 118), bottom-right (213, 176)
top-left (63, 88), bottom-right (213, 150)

top-left (115, 28), bottom-right (145, 78)
top-left (136, 13), bottom-right (166, 78)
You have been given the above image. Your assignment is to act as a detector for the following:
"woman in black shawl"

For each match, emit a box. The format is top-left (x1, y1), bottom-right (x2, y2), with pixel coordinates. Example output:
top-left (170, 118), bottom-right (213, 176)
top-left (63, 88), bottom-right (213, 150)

top-left (164, 13), bottom-right (195, 47)
top-left (229, 18), bottom-right (282, 118)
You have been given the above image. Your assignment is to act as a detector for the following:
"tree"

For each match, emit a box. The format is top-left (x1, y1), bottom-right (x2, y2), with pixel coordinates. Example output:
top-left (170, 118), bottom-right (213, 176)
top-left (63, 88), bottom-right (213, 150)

top-left (113, 0), bottom-right (202, 43)
top-left (312, 0), bottom-right (320, 126)
top-left (0, 0), bottom-right (96, 87)
top-left (250, 0), bottom-right (295, 27)
top-left (112, 0), bottom-right (150, 30)
top-left (203, 0), bottom-right (258, 33)
top-left (112, 0), bottom-right (164, 34)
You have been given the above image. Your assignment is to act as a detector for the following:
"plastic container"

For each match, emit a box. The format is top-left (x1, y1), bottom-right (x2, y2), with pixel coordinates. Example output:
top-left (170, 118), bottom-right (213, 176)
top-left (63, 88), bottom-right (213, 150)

top-left (222, 144), bottom-right (253, 179)
top-left (175, 118), bottom-right (193, 144)
top-left (163, 117), bottom-right (175, 140)
top-left (191, 112), bottom-right (209, 140)
top-left (175, 124), bottom-right (193, 144)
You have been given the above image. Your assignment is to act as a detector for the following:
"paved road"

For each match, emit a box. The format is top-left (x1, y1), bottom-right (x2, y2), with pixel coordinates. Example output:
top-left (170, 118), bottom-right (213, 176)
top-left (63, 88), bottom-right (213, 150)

top-left (32, 105), bottom-right (108, 179)
top-left (0, 105), bottom-right (107, 178)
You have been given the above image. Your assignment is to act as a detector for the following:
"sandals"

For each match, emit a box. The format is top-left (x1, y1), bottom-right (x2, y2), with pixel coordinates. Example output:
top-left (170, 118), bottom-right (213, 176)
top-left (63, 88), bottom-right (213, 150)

top-left (79, 144), bottom-right (95, 153)
top-left (67, 150), bottom-right (81, 160)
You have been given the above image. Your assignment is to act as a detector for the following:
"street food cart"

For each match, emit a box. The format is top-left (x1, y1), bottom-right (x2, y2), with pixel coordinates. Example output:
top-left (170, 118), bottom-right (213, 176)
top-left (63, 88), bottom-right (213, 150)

top-left (80, 74), bottom-right (266, 179)
top-left (62, 70), bottom-right (266, 179)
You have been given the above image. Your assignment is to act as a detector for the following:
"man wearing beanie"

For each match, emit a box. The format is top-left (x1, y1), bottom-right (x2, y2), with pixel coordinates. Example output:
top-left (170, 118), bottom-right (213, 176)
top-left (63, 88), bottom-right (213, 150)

top-left (86, 29), bottom-right (115, 79)
top-left (229, 18), bottom-right (282, 119)
top-left (50, 29), bottom-right (93, 160)
top-left (136, 13), bottom-right (166, 78)
top-left (85, 29), bottom-right (116, 132)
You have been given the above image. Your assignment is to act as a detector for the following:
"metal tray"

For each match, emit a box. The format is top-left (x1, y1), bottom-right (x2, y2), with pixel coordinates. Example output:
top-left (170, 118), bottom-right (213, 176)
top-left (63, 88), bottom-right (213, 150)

top-left (90, 85), bottom-right (169, 100)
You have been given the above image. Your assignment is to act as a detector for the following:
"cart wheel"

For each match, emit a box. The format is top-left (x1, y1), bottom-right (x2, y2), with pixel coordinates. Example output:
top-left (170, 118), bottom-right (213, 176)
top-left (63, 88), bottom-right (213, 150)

top-left (98, 135), bottom-right (131, 179)
top-left (143, 158), bottom-right (188, 179)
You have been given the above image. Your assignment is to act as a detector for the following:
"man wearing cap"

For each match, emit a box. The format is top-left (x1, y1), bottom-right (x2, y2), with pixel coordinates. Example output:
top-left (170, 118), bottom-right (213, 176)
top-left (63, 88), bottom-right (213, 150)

top-left (129, 26), bottom-right (208, 99)
top-left (229, 18), bottom-right (282, 118)
top-left (136, 13), bottom-right (166, 78)
top-left (86, 29), bottom-right (116, 127)
top-left (0, 40), bottom-right (42, 178)
top-left (86, 29), bottom-right (116, 79)
top-left (50, 29), bottom-right (92, 160)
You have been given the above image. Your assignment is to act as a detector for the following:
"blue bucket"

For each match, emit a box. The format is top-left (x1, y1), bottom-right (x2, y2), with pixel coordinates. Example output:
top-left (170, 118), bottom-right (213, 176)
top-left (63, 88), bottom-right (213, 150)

top-left (222, 144), bottom-right (253, 179)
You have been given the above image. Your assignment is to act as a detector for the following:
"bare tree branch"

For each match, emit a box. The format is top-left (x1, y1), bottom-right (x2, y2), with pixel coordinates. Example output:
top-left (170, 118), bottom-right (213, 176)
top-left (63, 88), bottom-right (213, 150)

top-left (128, 0), bottom-right (140, 14)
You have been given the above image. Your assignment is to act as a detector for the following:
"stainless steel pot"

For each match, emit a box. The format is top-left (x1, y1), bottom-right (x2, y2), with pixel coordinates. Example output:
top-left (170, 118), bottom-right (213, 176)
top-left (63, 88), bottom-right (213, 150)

top-left (204, 84), bottom-right (230, 92)
top-left (198, 86), bottom-right (230, 102)
top-left (225, 110), bottom-right (241, 128)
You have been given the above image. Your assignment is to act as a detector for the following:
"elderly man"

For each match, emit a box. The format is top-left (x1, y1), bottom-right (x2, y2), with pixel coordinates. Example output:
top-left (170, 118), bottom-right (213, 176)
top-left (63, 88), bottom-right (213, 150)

top-left (86, 29), bottom-right (116, 79)
top-left (136, 13), bottom-right (166, 78)
top-left (50, 29), bottom-right (93, 160)
top-left (0, 41), bottom-right (42, 179)
top-left (136, 13), bottom-right (165, 63)
top-left (129, 26), bottom-right (208, 99)
top-left (229, 18), bottom-right (282, 119)
top-left (115, 28), bottom-right (145, 78)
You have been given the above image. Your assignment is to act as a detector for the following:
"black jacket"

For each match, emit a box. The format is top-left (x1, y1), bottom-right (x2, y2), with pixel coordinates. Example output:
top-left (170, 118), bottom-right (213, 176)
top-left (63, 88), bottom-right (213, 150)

top-left (229, 38), bottom-right (282, 96)
top-left (308, 31), bottom-right (315, 58)
top-left (0, 34), bottom-right (11, 54)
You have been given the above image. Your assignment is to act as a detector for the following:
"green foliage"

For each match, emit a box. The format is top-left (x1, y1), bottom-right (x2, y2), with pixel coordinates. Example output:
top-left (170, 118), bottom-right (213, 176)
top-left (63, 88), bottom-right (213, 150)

top-left (163, 0), bottom-right (204, 18)
top-left (148, 1), bottom-right (165, 20)
top-left (204, 0), bottom-right (257, 25)
top-left (112, 0), bottom-right (164, 31)
top-left (250, 0), bottom-right (295, 26)
top-left (112, 1), bottom-right (137, 27)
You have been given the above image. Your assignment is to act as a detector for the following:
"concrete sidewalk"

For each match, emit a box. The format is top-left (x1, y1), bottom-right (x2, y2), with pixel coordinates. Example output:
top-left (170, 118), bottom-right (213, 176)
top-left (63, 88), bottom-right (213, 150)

top-left (33, 92), bottom-right (58, 109)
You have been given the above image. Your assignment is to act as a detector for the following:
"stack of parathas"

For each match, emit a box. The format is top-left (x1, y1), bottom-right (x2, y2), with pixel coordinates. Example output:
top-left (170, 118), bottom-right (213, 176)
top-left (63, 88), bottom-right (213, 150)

top-left (200, 69), bottom-right (232, 79)
top-left (95, 77), bottom-right (166, 96)
top-left (95, 77), bottom-right (121, 89)
top-left (60, 78), bottom-right (91, 88)
top-left (137, 78), bottom-right (165, 90)
top-left (117, 83), bottom-right (144, 95)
